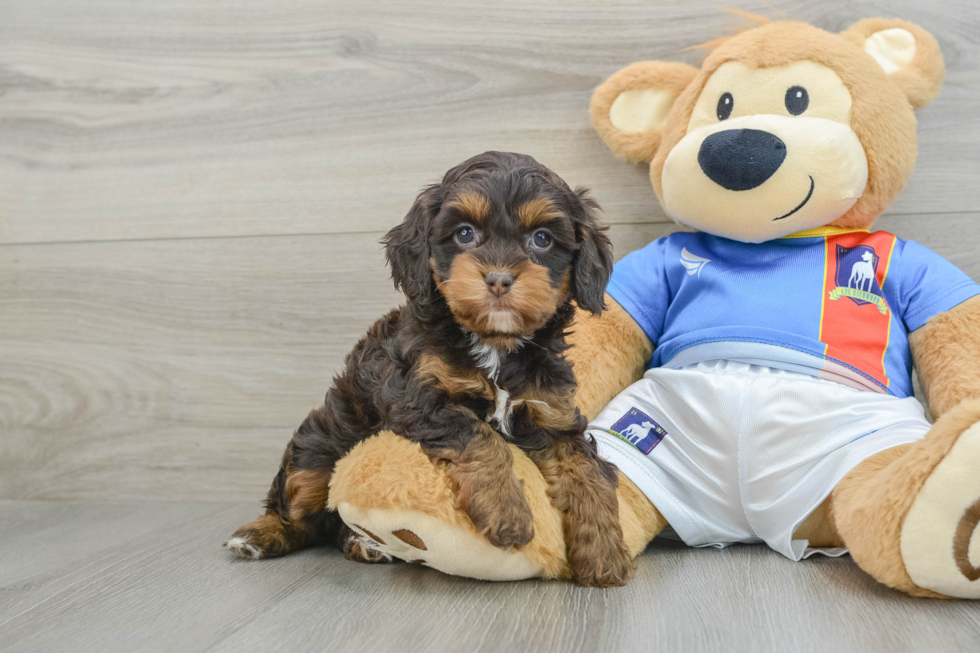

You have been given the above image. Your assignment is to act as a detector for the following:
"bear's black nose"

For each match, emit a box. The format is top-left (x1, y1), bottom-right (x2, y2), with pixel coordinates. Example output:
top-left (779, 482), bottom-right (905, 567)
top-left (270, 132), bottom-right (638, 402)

top-left (697, 129), bottom-right (786, 191)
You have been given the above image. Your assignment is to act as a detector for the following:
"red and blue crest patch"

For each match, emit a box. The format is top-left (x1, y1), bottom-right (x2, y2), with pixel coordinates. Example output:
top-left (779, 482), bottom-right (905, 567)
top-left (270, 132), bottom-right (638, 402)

top-left (820, 231), bottom-right (898, 390)
top-left (609, 407), bottom-right (667, 454)
top-left (834, 244), bottom-right (884, 306)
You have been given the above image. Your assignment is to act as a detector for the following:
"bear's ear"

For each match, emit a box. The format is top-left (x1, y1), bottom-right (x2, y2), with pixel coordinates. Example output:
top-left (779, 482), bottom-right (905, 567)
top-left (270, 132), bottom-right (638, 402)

top-left (589, 61), bottom-right (699, 164)
top-left (841, 18), bottom-right (945, 109)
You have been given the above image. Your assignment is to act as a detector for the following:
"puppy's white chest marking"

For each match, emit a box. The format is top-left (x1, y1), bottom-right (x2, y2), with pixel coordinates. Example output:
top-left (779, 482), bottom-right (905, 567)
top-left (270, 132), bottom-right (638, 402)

top-left (470, 337), bottom-right (503, 381)
top-left (470, 336), bottom-right (515, 438)
top-left (490, 384), bottom-right (514, 438)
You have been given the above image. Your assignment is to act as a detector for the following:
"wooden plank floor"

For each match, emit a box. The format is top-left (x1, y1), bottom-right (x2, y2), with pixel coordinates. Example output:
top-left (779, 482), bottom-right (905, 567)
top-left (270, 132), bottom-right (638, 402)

top-left (0, 500), bottom-right (977, 653)
top-left (1, 0), bottom-right (978, 501)
top-left (1, 0), bottom-right (979, 650)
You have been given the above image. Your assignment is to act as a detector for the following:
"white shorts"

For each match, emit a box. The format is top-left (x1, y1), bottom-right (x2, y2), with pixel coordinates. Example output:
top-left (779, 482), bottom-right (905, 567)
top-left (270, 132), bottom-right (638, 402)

top-left (589, 360), bottom-right (931, 561)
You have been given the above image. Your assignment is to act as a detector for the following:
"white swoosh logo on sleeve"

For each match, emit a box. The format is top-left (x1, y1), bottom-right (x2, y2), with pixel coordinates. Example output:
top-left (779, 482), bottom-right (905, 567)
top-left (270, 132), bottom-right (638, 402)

top-left (680, 247), bottom-right (711, 278)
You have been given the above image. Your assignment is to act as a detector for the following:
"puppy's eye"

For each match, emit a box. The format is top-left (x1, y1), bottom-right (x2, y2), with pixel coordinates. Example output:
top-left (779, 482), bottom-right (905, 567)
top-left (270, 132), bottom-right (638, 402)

top-left (717, 92), bottom-right (733, 121)
top-left (785, 86), bottom-right (809, 115)
top-left (531, 229), bottom-right (553, 250)
top-left (455, 224), bottom-right (477, 246)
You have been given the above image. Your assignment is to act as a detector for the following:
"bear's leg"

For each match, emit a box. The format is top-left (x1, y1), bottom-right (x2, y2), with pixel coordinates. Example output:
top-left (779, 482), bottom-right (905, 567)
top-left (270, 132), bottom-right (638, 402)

top-left (832, 399), bottom-right (980, 598)
top-left (328, 431), bottom-right (667, 582)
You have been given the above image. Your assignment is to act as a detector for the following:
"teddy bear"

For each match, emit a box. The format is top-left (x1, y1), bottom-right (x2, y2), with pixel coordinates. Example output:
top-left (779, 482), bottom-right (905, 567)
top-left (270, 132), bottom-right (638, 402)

top-left (325, 15), bottom-right (980, 599)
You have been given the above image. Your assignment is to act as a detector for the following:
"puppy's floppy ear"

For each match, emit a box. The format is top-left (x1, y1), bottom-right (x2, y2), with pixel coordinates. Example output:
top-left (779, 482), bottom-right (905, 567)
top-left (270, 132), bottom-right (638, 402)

top-left (840, 18), bottom-right (945, 109)
top-left (569, 187), bottom-right (613, 316)
top-left (590, 61), bottom-right (699, 164)
top-left (383, 184), bottom-right (441, 304)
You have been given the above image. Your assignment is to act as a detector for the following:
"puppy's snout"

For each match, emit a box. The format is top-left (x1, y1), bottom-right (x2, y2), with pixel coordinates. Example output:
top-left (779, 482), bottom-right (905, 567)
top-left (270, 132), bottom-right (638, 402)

top-left (484, 271), bottom-right (515, 297)
top-left (698, 128), bottom-right (786, 191)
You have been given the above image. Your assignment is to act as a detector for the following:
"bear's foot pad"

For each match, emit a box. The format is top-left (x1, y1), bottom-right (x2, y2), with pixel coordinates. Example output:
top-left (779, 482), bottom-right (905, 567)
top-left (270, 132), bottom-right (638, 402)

top-left (336, 502), bottom-right (544, 581)
top-left (902, 422), bottom-right (980, 598)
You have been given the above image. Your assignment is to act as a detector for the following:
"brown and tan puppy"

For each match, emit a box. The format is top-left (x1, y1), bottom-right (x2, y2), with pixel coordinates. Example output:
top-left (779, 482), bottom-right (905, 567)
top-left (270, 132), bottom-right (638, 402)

top-left (226, 151), bottom-right (634, 587)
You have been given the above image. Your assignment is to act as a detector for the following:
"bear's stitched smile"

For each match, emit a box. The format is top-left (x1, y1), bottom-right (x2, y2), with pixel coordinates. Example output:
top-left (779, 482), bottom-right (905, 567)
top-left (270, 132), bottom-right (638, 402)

top-left (772, 175), bottom-right (815, 221)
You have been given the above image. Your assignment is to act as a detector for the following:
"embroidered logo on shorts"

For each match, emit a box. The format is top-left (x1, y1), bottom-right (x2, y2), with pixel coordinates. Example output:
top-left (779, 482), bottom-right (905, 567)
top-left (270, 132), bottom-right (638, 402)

top-left (609, 407), bottom-right (667, 454)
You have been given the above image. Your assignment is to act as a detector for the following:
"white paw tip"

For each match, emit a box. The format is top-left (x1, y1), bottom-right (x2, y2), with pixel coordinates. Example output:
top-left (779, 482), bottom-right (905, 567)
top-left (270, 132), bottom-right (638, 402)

top-left (225, 536), bottom-right (262, 560)
top-left (353, 533), bottom-right (393, 562)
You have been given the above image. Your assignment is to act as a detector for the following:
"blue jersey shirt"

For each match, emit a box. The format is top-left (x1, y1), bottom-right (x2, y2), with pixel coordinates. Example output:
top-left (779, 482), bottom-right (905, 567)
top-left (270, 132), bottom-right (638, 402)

top-left (607, 227), bottom-right (980, 398)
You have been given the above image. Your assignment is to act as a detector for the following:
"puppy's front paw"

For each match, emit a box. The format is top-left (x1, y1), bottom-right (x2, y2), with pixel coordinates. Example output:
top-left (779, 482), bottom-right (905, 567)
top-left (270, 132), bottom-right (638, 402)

top-left (482, 501), bottom-right (535, 550)
top-left (569, 527), bottom-right (635, 588)
top-left (465, 477), bottom-right (535, 550)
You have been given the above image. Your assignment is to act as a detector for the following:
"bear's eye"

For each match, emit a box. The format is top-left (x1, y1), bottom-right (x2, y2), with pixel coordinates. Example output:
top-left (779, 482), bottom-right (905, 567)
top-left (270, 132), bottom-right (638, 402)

top-left (717, 92), bottom-right (734, 120)
top-left (785, 86), bottom-right (809, 115)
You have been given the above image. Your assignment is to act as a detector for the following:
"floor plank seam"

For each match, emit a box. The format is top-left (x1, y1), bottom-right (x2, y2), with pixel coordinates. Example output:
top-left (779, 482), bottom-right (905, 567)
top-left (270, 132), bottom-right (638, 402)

top-left (1, 210), bottom-right (974, 250)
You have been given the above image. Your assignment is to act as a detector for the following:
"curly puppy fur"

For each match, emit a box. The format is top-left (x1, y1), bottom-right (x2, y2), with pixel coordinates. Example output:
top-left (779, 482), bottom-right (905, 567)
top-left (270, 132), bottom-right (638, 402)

top-left (227, 151), bottom-right (634, 586)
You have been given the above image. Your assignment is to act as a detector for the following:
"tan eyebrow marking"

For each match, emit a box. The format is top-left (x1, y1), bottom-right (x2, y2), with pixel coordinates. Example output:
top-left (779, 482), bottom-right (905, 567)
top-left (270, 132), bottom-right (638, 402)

top-left (518, 198), bottom-right (561, 228)
top-left (447, 191), bottom-right (490, 225)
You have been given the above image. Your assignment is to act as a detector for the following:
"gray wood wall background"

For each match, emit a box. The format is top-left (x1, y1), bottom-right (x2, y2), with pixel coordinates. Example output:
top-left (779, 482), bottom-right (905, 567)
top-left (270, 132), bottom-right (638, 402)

top-left (2, 0), bottom-right (978, 502)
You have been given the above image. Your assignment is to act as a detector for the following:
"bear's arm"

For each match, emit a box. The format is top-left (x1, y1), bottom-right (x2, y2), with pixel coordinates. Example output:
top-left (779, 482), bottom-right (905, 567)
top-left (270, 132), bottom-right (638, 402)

top-left (567, 294), bottom-right (654, 419)
top-left (909, 295), bottom-right (980, 418)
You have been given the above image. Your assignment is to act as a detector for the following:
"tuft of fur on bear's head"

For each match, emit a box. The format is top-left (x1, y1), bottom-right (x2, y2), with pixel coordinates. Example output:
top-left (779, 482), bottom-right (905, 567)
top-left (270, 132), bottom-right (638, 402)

top-left (591, 16), bottom-right (945, 243)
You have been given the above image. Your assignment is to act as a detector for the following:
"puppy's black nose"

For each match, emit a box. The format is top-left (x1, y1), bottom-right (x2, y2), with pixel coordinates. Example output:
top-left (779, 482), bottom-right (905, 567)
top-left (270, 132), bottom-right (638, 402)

top-left (485, 271), bottom-right (515, 297)
top-left (698, 129), bottom-right (786, 191)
